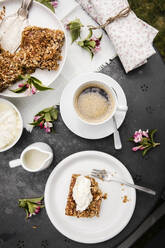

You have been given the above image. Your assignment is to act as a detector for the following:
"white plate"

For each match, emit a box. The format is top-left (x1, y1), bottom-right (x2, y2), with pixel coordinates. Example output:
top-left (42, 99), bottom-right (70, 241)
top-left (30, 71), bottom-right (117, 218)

top-left (0, 0), bottom-right (67, 97)
top-left (45, 151), bottom-right (136, 244)
top-left (60, 72), bottom-right (127, 139)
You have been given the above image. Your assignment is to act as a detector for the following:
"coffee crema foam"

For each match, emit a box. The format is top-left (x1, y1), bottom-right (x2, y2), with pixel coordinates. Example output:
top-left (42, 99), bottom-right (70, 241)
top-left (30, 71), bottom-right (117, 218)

top-left (74, 83), bottom-right (115, 123)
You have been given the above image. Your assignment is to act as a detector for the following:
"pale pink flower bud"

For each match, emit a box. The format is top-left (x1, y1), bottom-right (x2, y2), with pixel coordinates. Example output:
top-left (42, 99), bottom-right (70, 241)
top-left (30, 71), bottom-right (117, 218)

top-left (45, 127), bottom-right (51, 133)
top-left (31, 85), bottom-right (37, 95)
top-left (18, 83), bottom-right (25, 88)
top-left (34, 116), bottom-right (41, 121)
top-left (132, 145), bottom-right (142, 152)
top-left (51, 1), bottom-right (58, 8)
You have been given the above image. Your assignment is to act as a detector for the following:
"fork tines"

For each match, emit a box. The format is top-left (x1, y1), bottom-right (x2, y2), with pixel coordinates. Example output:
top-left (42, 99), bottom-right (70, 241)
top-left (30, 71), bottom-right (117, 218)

top-left (91, 169), bottom-right (107, 180)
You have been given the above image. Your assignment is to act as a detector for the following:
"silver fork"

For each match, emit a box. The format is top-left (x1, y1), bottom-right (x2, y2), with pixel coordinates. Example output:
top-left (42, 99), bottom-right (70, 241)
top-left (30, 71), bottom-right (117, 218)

top-left (91, 169), bottom-right (156, 196)
top-left (0, 0), bottom-right (33, 53)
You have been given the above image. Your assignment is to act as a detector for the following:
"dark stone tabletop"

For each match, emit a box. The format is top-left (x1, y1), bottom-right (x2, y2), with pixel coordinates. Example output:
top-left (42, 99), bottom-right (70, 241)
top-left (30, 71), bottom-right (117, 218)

top-left (0, 52), bottom-right (164, 248)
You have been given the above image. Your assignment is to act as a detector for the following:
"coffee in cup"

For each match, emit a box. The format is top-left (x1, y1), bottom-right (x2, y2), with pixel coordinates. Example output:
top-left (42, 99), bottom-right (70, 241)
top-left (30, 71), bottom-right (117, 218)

top-left (74, 82), bottom-right (116, 124)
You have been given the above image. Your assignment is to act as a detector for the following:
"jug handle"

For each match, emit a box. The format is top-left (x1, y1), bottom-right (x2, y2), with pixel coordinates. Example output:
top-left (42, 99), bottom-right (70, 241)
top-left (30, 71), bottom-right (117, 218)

top-left (9, 159), bottom-right (21, 168)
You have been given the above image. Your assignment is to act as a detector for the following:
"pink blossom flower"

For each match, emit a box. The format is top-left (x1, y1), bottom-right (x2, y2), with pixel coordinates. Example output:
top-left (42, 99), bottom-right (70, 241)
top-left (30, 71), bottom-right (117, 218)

top-left (64, 22), bottom-right (70, 30)
top-left (34, 115), bottom-right (41, 121)
top-left (31, 85), bottom-right (37, 95)
top-left (26, 83), bottom-right (30, 88)
top-left (133, 130), bottom-right (143, 143)
top-left (51, 1), bottom-right (58, 8)
top-left (45, 127), bottom-right (51, 133)
top-left (132, 145), bottom-right (143, 152)
top-left (18, 83), bottom-right (25, 88)
top-left (39, 121), bottom-right (44, 129)
top-left (142, 130), bottom-right (149, 138)
top-left (44, 122), bottom-right (53, 133)
top-left (94, 45), bottom-right (101, 52)
top-left (26, 87), bottom-right (32, 96)
top-left (90, 37), bottom-right (101, 53)
top-left (35, 206), bottom-right (41, 214)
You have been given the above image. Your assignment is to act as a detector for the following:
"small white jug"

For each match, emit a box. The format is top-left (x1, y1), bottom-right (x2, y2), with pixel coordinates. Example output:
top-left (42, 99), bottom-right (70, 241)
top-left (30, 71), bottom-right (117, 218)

top-left (9, 142), bottom-right (53, 172)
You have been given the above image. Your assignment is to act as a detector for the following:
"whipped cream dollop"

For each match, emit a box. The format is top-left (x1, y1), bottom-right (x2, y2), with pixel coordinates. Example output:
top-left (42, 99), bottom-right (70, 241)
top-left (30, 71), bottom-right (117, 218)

top-left (0, 14), bottom-right (28, 53)
top-left (73, 175), bottom-right (93, 212)
top-left (0, 102), bottom-right (22, 150)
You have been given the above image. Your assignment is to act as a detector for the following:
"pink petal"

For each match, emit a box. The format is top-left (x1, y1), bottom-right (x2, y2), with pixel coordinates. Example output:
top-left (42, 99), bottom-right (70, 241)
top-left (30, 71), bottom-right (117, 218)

top-left (18, 83), bottom-right (25, 88)
top-left (51, 1), bottom-right (58, 8)
top-left (39, 122), bottom-right (44, 129)
top-left (45, 127), bottom-right (51, 133)
top-left (132, 145), bottom-right (142, 152)
top-left (142, 130), bottom-right (149, 138)
top-left (31, 86), bottom-right (37, 95)
top-left (34, 115), bottom-right (41, 121)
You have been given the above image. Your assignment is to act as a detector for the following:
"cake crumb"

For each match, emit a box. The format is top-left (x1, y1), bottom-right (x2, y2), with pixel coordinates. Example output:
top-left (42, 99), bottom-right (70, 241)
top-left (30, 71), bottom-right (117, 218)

top-left (123, 195), bottom-right (129, 203)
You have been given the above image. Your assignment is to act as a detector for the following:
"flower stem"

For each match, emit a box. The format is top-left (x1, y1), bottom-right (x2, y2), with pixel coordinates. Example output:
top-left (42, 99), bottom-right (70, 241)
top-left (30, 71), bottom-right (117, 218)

top-left (153, 142), bottom-right (160, 147)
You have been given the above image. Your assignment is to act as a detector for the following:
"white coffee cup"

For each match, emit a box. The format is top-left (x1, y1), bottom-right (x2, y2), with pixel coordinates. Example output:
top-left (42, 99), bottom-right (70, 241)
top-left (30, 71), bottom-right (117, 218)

top-left (73, 81), bottom-right (128, 125)
top-left (9, 142), bottom-right (53, 172)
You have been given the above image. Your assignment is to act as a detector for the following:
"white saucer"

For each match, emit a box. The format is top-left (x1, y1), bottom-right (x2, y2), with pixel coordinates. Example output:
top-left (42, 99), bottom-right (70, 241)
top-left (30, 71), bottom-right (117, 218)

top-left (44, 151), bottom-right (136, 243)
top-left (60, 72), bottom-right (127, 139)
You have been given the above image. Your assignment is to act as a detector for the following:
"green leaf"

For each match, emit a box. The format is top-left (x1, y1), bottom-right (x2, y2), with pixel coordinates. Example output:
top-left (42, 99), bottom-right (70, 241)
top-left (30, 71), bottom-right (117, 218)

top-left (149, 129), bottom-right (157, 143)
top-left (42, 107), bottom-right (54, 113)
top-left (35, 0), bottom-right (55, 12)
top-left (20, 196), bottom-right (44, 204)
top-left (18, 74), bottom-right (30, 80)
top-left (29, 122), bottom-right (40, 126)
top-left (69, 19), bottom-right (83, 43)
top-left (86, 28), bottom-right (93, 40)
top-left (44, 112), bottom-right (52, 122)
top-left (86, 40), bottom-right (96, 48)
top-left (84, 46), bottom-right (94, 59)
top-left (77, 41), bottom-right (84, 47)
top-left (32, 81), bottom-right (53, 91)
top-left (25, 208), bottom-right (29, 219)
top-left (19, 200), bottom-right (27, 208)
top-left (50, 108), bottom-right (58, 120)
top-left (30, 76), bottom-right (43, 85)
top-left (142, 146), bottom-right (152, 156)
top-left (10, 85), bottom-right (27, 93)
top-left (129, 137), bottom-right (134, 142)
top-left (98, 34), bottom-right (103, 41)
top-left (27, 202), bottom-right (36, 214)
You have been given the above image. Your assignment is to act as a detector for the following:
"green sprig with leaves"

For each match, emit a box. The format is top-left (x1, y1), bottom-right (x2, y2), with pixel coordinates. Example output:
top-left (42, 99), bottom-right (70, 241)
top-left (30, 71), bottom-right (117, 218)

top-left (11, 74), bottom-right (53, 95)
top-left (129, 129), bottom-right (160, 156)
top-left (66, 19), bottom-right (102, 58)
top-left (30, 106), bottom-right (58, 133)
top-left (78, 28), bottom-right (102, 58)
top-left (35, 0), bottom-right (55, 13)
top-left (19, 196), bottom-right (44, 219)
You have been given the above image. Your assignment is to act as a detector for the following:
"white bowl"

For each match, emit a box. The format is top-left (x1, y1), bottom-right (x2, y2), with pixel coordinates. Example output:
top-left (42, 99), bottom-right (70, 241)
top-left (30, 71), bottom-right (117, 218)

top-left (0, 98), bottom-right (23, 152)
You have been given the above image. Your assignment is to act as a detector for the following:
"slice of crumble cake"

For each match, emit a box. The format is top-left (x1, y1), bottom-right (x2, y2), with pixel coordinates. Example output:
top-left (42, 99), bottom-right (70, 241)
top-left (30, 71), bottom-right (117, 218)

top-left (65, 174), bottom-right (107, 218)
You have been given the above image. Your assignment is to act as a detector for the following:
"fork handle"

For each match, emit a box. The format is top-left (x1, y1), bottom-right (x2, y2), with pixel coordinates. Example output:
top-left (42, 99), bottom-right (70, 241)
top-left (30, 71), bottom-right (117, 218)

top-left (112, 178), bottom-right (156, 195)
top-left (21, 0), bottom-right (33, 10)
top-left (114, 130), bottom-right (122, 150)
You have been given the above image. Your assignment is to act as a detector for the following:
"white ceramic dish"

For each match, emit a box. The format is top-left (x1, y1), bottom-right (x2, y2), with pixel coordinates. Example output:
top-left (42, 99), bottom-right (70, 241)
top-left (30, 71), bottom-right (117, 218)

top-left (0, 98), bottom-right (23, 152)
top-left (45, 151), bottom-right (136, 244)
top-left (60, 72), bottom-right (128, 139)
top-left (0, 0), bottom-right (67, 98)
